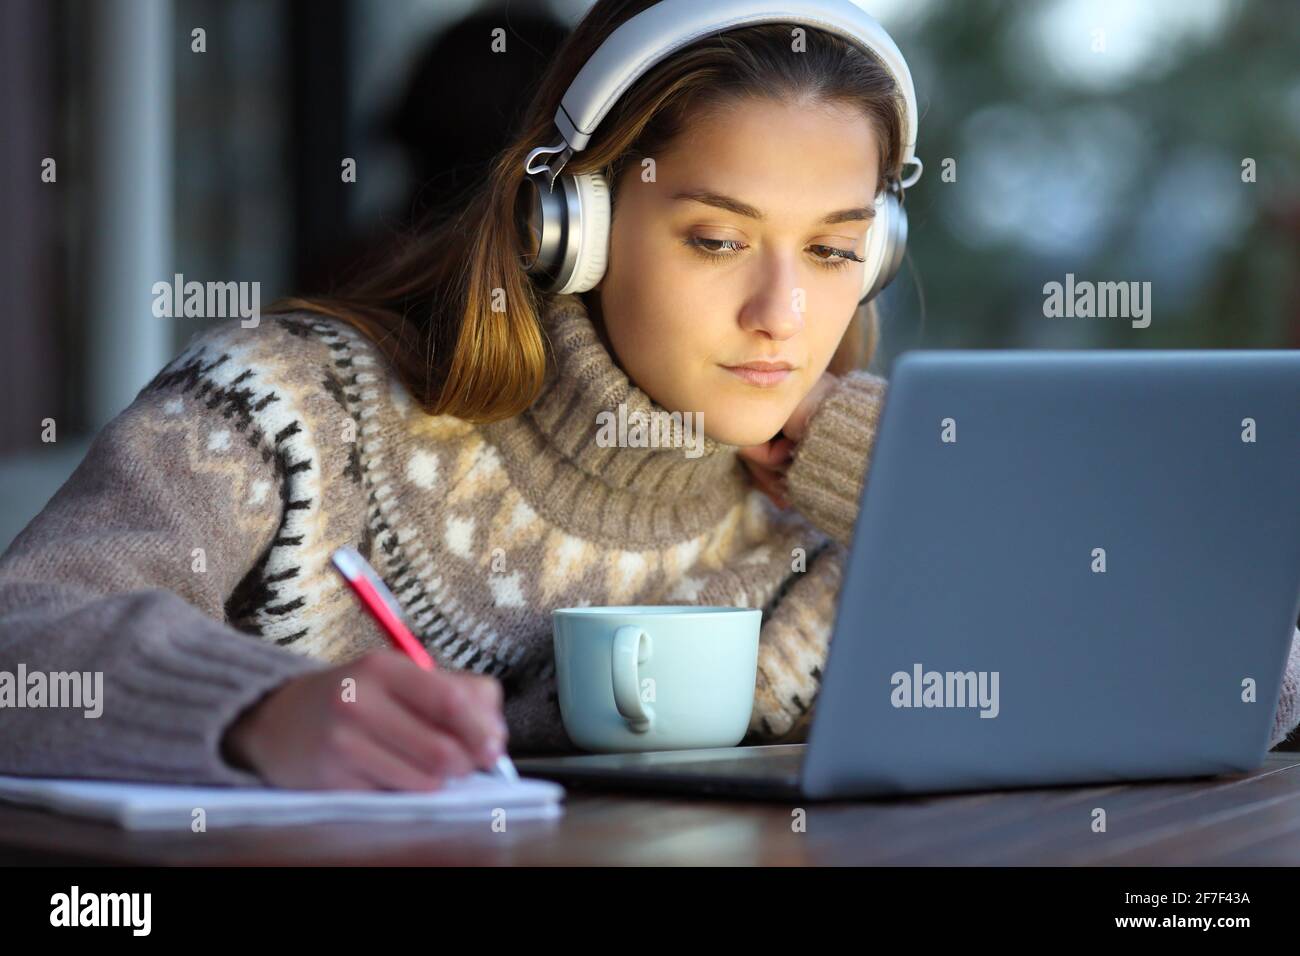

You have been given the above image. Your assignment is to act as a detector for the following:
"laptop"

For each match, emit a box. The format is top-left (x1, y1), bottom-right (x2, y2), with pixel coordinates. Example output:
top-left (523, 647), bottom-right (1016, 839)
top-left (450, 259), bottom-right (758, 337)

top-left (516, 350), bottom-right (1300, 800)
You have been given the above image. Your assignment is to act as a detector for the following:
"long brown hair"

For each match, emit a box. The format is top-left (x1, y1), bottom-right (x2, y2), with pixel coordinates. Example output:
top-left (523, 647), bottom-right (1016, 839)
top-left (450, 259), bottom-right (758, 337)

top-left (266, 0), bottom-right (908, 423)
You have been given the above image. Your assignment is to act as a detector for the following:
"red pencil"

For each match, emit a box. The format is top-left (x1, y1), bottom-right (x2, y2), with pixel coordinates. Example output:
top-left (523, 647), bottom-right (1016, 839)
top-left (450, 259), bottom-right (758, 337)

top-left (330, 546), bottom-right (517, 781)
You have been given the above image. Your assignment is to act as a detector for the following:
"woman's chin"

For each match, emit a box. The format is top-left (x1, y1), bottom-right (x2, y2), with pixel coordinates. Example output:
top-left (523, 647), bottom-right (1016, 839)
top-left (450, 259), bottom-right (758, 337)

top-left (700, 415), bottom-right (791, 449)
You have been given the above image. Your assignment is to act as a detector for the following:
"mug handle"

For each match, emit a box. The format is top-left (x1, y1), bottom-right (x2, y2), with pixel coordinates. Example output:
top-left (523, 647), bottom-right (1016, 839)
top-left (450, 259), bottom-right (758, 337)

top-left (611, 625), bottom-right (654, 732)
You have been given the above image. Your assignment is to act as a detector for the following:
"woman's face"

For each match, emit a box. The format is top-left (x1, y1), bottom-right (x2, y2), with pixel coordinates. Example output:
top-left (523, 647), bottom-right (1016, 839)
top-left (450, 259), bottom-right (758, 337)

top-left (581, 95), bottom-right (881, 448)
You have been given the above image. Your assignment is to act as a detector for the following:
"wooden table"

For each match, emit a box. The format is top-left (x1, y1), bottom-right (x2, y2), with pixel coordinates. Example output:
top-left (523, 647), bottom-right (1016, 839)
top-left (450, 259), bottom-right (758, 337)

top-left (2, 753), bottom-right (1299, 865)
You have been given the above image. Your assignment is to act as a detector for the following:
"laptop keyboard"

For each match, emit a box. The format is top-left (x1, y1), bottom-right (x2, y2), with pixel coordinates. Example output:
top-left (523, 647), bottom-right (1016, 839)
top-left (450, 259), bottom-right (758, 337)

top-left (565, 744), bottom-right (805, 779)
top-left (654, 752), bottom-right (804, 779)
top-left (519, 744), bottom-right (805, 776)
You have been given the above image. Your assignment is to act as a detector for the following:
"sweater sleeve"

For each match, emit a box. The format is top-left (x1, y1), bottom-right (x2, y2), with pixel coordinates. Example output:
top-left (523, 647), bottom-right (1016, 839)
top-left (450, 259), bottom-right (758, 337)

top-left (783, 370), bottom-right (888, 548)
top-left (0, 324), bottom-right (331, 787)
top-left (1269, 628), bottom-right (1300, 750)
top-left (740, 539), bottom-right (846, 744)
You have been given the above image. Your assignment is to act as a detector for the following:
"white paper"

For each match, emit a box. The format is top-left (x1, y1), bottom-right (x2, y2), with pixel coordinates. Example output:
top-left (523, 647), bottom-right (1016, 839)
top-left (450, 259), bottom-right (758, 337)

top-left (0, 772), bottom-right (566, 830)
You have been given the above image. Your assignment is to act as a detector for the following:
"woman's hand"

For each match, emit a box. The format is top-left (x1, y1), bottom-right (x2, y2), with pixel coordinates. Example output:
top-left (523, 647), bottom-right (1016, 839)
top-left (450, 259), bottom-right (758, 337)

top-left (220, 648), bottom-right (508, 790)
top-left (737, 371), bottom-right (839, 510)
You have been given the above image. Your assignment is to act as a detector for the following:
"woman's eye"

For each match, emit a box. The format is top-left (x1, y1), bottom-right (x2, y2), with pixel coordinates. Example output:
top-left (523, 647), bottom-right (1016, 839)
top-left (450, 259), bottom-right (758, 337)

top-left (684, 237), bottom-right (745, 257)
top-left (683, 237), bottom-right (863, 272)
top-left (809, 244), bottom-right (865, 270)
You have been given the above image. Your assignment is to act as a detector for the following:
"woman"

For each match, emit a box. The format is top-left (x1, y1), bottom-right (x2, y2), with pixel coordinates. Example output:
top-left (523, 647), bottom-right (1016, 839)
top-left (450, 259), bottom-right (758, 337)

top-left (2, 0), bottom-right (1296, 791)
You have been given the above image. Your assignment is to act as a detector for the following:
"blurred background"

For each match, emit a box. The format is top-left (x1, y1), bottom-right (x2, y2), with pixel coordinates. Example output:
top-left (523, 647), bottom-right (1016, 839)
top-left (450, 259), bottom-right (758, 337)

top-left (1, 0), bottom-right (1299, 551)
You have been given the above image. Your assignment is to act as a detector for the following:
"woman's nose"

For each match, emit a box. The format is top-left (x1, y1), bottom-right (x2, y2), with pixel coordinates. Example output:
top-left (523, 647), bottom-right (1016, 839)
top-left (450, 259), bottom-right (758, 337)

top-left (740, 258), bottom-right (806, 339)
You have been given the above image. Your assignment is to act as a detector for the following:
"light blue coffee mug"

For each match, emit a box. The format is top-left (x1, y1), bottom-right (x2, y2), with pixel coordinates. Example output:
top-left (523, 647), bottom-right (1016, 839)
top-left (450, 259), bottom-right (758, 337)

top-left (551, 605), bottom-right (762, 752)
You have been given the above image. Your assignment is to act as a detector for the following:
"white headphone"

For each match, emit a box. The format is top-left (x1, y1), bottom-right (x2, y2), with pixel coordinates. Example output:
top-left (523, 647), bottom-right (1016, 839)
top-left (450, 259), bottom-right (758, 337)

top-left (517, 0), bottom-right (923, 303)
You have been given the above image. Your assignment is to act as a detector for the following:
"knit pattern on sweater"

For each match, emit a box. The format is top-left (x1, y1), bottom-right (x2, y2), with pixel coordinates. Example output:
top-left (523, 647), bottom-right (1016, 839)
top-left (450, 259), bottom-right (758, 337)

top-left (132, 294), bottom-right (865, 751)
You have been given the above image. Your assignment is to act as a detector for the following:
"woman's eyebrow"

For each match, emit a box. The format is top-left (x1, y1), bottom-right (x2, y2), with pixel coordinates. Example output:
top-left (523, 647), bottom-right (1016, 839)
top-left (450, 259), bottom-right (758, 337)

top-left (670, 188), bottom-right (875, 224)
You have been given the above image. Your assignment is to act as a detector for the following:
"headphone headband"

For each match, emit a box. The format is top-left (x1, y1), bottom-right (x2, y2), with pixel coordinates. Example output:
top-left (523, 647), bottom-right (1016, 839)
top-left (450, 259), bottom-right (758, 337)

top-left (547, 0), bottom-right (918, 176)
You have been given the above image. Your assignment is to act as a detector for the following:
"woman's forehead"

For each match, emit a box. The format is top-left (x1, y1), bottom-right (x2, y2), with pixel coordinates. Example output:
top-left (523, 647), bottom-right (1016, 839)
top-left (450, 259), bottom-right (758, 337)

top-left (660, 98), bottom-right (877, 173)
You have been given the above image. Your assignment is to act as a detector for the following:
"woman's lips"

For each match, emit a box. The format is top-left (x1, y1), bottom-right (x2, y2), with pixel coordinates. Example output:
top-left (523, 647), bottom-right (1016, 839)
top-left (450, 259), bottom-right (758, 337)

top-left (722, 364), bottom-right (793, 387)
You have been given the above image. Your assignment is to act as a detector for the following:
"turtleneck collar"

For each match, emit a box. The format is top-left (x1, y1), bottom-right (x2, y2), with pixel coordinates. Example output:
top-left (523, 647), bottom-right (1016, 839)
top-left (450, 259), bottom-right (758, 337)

top-left (480, 292), bottom-right (749, 546)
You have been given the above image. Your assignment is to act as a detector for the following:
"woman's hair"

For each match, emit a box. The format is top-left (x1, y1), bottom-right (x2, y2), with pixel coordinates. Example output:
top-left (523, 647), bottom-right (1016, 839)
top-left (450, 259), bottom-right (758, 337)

top-left (267, 0), bottom-right (909, 423)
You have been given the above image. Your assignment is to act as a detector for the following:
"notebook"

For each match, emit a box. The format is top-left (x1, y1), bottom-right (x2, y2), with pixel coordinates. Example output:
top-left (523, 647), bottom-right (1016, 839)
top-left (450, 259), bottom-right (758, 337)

top-left (0, 772), bottom-right (566, 830)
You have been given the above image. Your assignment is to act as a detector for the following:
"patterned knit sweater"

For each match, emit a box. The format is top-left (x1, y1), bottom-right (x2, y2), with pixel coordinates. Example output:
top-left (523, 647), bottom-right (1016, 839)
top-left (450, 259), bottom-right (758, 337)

top-left (1, 292), bottom-right (1298, 787)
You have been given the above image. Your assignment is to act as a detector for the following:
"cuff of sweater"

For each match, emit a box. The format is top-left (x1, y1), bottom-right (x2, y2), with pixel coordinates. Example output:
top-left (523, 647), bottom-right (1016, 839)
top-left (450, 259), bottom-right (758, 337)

top-left (744, 699), bottom-right (816, 746)
top-left (88, 591), bottom-right (329, 786)
top-left (785, 370), bottom-right (889, 548)
top-left (1268, 627), bottom-right (1300, 750)
top-left (501, 656), bottom-right (575, 756)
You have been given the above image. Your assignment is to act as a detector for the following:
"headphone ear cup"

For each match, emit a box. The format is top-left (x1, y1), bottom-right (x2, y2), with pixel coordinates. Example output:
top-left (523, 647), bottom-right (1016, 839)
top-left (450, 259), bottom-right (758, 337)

top-left (858, 190), bottom-right (908, 303)
top-left (558, 170), bottom-right (611, 294)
